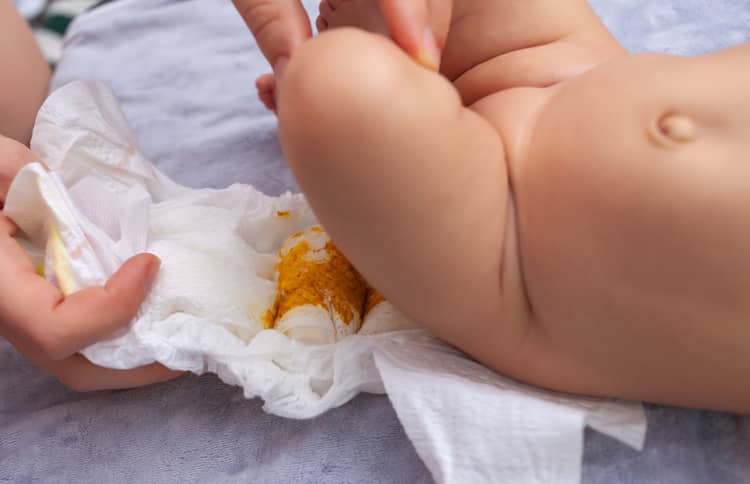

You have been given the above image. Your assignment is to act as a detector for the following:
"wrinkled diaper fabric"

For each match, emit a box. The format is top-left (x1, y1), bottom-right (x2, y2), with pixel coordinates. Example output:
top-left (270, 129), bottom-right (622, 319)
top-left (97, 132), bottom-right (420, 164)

top-left (5, 81), bottom-right (647, 484)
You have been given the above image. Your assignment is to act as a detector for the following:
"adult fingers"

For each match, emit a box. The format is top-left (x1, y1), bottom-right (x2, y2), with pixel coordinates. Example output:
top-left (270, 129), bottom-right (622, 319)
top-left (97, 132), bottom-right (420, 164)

top-left (2, 326), bottom-right (183, 392)
top-left (0, 135), bottom-right (38, 202)
top-left (50, 355), bottom-right (184, 392)
top-left (46, 253), bottom-right (162, 359)
top-left (377, 0), bottom-right (452, 70)
top-left (0, 211), bottom-right (17, 237)
top-left (0, 250), bottom-right (160, 361)
top-left (233, 0), bottom-right (312, 75)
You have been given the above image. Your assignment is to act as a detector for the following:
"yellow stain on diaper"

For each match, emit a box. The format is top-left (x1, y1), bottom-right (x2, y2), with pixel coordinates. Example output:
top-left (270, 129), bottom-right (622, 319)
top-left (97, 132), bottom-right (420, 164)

top-left (266, 226), bottom-right (368, 329)
top-left (276, 210), bottom-right (291, 218)
top-left (46, 222), bottom-right (77, 296)
top-left (364, 288), bottom-right (386, 317)
top-left (261, 299), bottom-right (279, 330)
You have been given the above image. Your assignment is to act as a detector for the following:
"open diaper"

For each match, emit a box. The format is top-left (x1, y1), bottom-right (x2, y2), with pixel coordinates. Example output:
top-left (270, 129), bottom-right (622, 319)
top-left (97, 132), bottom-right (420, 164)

top-left (5, 81), bottom-right (647, 483)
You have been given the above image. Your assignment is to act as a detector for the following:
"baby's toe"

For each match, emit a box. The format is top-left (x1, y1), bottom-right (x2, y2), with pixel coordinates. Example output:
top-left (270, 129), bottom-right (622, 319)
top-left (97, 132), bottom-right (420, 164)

top-left (255, 74), bottom-right (277, 111)
top-left (319, 0), bottom-right (334, 20)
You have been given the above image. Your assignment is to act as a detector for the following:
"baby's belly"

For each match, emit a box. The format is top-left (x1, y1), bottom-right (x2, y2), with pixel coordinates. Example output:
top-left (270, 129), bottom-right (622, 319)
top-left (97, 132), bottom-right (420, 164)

top-left (511, 178), bottom-right (750, 414)
top-left (467, 54), bottom-right (750, 411)
top-left (505, 108), bottom-right (750, 410)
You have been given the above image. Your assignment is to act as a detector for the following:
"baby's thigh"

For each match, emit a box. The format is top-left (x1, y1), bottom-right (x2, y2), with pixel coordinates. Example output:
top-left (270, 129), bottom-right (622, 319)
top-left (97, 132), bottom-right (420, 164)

top-left (278, 29), bottom-right (531, 366)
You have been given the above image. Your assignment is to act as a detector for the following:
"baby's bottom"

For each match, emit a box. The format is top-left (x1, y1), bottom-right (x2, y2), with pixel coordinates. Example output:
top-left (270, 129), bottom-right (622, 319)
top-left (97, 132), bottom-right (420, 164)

top-left (277, 28), bottom-right (530, 369)
top-left (0, 0), bottom-right (50, 145)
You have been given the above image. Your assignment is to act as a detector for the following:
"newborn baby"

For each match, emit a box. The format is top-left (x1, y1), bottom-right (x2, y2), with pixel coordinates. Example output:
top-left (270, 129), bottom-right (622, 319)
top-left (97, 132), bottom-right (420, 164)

top-left (273, 0), bottom-right (750, 412)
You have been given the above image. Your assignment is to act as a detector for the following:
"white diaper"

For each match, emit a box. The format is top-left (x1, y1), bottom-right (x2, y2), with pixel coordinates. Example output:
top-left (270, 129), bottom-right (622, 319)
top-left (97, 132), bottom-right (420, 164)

top-left (5, 80), bottom-right (416, 415)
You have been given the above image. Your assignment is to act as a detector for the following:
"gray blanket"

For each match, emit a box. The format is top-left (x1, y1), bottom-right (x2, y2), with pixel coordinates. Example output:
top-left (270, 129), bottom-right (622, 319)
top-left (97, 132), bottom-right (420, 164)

top-left (2, 0), bottom-right (750, 482)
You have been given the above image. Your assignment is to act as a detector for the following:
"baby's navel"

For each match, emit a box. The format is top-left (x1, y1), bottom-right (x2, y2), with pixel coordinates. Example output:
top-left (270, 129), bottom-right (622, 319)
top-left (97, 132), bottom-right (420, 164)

top-left (656, 113), bottom-right (697, 143)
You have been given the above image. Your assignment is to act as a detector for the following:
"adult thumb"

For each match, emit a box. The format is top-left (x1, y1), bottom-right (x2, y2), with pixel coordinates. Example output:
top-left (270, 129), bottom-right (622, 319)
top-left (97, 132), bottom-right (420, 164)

top-left (233, 0), bottom-right (312, 73)
top-left (49, 253), bottom-right (161, 359)
top-left (377, 0), bottom-right (451, 71)
top-left (102, 253), bottom-right (161, 319)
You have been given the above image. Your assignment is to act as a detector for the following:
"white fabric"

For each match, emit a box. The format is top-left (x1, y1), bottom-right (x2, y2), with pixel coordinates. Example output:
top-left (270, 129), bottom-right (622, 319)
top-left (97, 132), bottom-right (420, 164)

top-left (11, 0), bottom-right (46, 19)
top-left (5, 80), bottom-right (646, 483)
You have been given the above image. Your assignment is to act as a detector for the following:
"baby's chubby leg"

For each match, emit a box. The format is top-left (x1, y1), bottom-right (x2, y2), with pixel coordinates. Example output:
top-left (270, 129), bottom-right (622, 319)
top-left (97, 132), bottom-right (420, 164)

top-left (277, 29), bottom-right (532, 367)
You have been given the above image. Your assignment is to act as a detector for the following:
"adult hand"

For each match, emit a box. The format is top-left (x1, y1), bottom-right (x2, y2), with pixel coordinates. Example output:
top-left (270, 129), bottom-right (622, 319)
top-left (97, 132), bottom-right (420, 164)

top-left (0, 138), bottom-right (183, 391)
top-left (233, 0), bottom-right (451, 110)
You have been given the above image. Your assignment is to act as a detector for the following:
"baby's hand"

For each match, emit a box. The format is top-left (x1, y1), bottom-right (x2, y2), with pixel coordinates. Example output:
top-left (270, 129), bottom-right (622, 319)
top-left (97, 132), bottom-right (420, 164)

top-left (256, 72), bottom-right (279, 112)
top-left (0, 137), bottom-right (183, 391)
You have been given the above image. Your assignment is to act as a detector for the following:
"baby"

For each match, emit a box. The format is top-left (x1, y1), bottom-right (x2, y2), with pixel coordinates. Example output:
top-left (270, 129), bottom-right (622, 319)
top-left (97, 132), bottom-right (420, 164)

top-left (273, 0), bottom-right (750, 413)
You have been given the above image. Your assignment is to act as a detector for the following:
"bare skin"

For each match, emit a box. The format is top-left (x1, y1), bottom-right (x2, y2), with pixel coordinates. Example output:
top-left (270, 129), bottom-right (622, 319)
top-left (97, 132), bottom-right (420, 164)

top-left (0, 0), bottom-right (50, 145)
top-left (275, 0), bottom-right (750, 412)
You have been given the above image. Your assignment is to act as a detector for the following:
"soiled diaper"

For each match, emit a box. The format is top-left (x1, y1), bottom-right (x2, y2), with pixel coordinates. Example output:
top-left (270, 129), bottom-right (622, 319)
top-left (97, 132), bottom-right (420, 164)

top-left (265, 226), bottom-right (421, 344)
top-left (269, 226), bottom-right (366, 344)
top-left (13, 161), bottom-right (411, 347)
top-left (5, 80), bottom-right (423, 415)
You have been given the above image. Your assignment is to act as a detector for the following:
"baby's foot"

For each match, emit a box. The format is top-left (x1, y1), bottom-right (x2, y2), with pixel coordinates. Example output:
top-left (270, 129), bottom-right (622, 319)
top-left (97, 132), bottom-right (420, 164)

top-left (316, 0), bottom-right (391, 37)
top-left (256, 73), bottom-right (277, 112)
top-left (316, 0), bottom-right (390, 36)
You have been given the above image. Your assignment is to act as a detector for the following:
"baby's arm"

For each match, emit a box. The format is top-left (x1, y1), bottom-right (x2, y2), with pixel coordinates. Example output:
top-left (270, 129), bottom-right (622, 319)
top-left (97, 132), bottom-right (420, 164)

top-left (0, 0), bottom-right (50, 145)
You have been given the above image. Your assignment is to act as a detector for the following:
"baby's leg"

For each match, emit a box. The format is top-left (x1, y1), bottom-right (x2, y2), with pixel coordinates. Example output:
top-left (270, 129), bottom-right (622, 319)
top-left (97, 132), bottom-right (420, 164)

top-left (0, 0), bottom-right (50, 145)
top-left (317, 0), bottom-right (624, 104)
top-left (277, 28), bottom-right (531, 366)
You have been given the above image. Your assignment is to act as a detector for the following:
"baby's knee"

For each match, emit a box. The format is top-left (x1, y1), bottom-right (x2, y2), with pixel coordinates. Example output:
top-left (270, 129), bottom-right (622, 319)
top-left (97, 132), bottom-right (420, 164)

top-left (278, 28), bottom-right (407, 133)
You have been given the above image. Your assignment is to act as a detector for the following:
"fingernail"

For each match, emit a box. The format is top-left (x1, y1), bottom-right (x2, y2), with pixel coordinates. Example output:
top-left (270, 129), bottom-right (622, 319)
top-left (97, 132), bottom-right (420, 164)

top-left (145, 255), bottom-right (161, 290)
top-left (273, 56), bottom-right (289, 80)
top-left (415, 28), bottom-right (441, 71)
